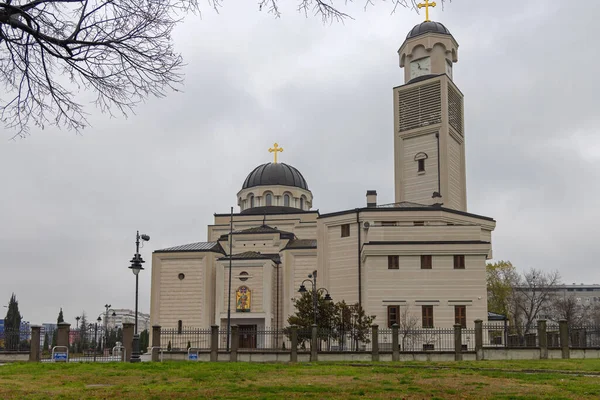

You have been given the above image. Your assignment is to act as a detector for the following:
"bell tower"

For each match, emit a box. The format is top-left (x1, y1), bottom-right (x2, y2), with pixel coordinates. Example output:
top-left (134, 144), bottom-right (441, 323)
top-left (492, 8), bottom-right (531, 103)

top-left (393, 7), bottom-right (466, 211)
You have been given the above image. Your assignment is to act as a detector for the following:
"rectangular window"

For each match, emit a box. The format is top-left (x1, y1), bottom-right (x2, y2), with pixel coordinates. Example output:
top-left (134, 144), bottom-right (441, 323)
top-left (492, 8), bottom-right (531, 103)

top-left (422, 305), bottom-right (433, 328)
top-left (418, 159), bottom-right (425, 172)
top-left (381, 221), bottom-right (396, 227)
top-left (423, 343), bottom-right (435, 351)
top-left (388, 255), bottom-right (399, 270)
top-left (455, 305), bottom-right (466, 328)
top-left (453, 255), bottom-right (465, 269)
top-left (414, 221), bottom-right (425, 226)
top-left (387, 306), bottom-right (399, 328)
top-left (341, 224), bottom-right (350, 238)
top-left (421, 255), bottom-right (432, 269)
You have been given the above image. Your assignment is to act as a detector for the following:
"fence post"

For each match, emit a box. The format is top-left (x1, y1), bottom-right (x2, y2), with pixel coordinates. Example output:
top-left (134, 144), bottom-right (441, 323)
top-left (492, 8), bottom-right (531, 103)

top-left (454, 324), bottom-right (463, 361)
top-left (230, 325), bottom-right (239, 362)
top-left (210, 325), bottom-right (219, 362)
top-left (57, 322), bottom-right (71, 348)
top-left (29, 325), bottom-right (41, 362)
top-left (122, 322), bottom-right (134, 362)
top-left (310, 324), bottom-right (318, 362)
top-left (537, 319), bottom-right (548, 360)
top-left (290, 326), bottom-right (298, 363)
top-left (151, 325), bottom-right (161, 362)
top-left (392, 324), bottom-right (399, 362)
top-left (371, 324), bottom-right (379, 362)
top-left (474, 320), bottom-right (483, 361)
top-left (559, 320), bottom-right (569, 359)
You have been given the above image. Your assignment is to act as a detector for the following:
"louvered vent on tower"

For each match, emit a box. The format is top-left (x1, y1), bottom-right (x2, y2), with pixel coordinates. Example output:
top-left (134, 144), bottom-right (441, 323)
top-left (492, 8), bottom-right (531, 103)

top-left (447, 84), bottom-right (463, 136)
top-left (398, 81), bottom-right (441, 132)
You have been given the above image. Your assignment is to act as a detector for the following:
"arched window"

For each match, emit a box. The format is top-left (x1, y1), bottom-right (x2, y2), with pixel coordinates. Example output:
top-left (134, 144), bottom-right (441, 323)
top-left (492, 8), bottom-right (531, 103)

top-left (266, 193), bottom-right (273, 206)
top-left (250, 195), bottom-right (255, 208)
top-left (300, 197), bottom-right (305, 210)
top-left (284, 194), bottom-right (290, 207)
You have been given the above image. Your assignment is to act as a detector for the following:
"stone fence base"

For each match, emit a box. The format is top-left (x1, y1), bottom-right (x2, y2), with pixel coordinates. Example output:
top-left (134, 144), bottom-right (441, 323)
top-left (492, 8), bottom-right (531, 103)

top-left (0, 352), bottom-right (30, 362)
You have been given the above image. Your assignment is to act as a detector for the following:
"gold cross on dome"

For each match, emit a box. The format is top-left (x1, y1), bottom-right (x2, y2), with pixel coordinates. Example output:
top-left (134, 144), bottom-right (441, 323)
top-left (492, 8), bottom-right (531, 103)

top-left (417, 0), bottom-right (436, 22)
top-left (268, 143), bottom-right (284, 163)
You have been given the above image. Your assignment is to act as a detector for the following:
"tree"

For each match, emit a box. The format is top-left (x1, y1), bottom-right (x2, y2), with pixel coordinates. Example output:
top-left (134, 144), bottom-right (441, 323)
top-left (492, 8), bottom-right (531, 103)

top-left (486, 261), bottom-right (519, 318)
top-left (79, 311), bottom-right (88, 350)
top-left (0, 0), bottom-right (444, 136)
top-left (395, 306), bottom-right (420, 351)
top-left (513, 268), bottom-right (561, 334)
top-left (333, 301), bottom-right (375, 351)
top-left (140, 329), bottom-right (149, 353)
top-left (3, 293), bottom-right (22, 350)
top-left (548, 295), bottom-right (590, 327)
top-left (287, 291), bottom-right (338, 345)
top-left (57, 308), bottom-right (64, 324)
top-left (43, 331), bottom-right (49, 353)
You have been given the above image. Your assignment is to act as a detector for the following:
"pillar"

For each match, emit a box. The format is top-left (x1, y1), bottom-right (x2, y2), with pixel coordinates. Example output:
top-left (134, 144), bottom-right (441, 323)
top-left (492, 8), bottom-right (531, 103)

top-left (122, 322), bottom-right (134, 362)
top-left (454, 324), bottom-right (463, 361)
top-left (474, 319), bottom-right (483, 361)
top-left (56, 322), bottom-right (71, 348)
top-left (151, 325), bottom-right (161, 362)
top-left (559, 320), bottom-right (569, 359)
top-left (392, 324), bottom-right (399, 362)
top-left (210, 325), bottom-right (219, 362)
top-left (29, 325), bottom-right (41, 362)
top-left (310, 324), bottom-right (318, 362)
top-left (290, 326), bottom-right (298, 363)
top-left (371, 324), bottom-right (379, 362)
top-left (230, 325), bottom-right (239, 362)
top-left (537, 320), bottom-right (548, 360)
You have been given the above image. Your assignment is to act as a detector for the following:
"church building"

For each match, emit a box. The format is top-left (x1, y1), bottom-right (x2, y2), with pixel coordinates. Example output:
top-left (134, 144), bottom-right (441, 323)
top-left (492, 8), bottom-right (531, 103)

top-left (149, 14), bottom-right (496, 335)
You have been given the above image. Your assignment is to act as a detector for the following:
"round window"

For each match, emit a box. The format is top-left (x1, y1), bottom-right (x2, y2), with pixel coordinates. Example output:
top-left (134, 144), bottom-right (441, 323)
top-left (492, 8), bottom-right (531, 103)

top-left (239, 271), bottom-right (249, 282)
top-left (178, 273), bottom-right (185, 280)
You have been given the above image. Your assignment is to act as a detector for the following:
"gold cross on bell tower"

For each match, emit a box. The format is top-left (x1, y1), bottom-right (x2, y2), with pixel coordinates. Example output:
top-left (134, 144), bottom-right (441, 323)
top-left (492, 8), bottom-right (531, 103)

top-left (268, 143), bottom-right (284, 163)
top-left (417, 0), bottom-right (436, 22)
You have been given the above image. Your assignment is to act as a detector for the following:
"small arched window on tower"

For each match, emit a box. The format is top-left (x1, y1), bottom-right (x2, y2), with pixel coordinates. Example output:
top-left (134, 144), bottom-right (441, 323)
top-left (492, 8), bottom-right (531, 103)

top-left (265, 193), bottom-right (273, 206)
top-left (300, 196), bottom-right (306, 210)
top-left (250, 195), bottom-right (255, 208)
top-left (414, 152), bottom-right (428, 174)
top-left (284, 194), bottom-right (290, 207)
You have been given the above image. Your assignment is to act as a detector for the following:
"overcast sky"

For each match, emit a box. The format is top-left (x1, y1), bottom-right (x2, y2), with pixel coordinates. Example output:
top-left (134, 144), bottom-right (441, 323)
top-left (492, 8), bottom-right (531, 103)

top-left (2, 0), bottom-right (599, 325)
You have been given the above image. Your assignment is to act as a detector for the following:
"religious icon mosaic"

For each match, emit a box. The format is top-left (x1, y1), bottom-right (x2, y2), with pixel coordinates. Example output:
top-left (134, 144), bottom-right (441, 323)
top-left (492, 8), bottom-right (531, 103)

top-left (236, 286), bottom-right (251, 312)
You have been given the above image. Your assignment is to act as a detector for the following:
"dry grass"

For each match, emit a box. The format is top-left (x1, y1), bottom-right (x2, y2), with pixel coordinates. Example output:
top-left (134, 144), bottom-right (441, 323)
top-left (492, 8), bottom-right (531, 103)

top-left (1, 360), bottom-right (599, 399)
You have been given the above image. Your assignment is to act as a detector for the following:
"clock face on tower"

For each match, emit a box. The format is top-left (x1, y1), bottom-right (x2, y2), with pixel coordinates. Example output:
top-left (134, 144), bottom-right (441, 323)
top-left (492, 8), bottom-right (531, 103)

top-left (410, 57), bottom-right (431, 80)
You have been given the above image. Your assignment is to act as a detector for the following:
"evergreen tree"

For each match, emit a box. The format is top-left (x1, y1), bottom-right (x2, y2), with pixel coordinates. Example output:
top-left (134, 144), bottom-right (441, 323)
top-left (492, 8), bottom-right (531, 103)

top-left (57, 308), bottom-right (64, 324)
top-left (51, 329), bottom-right (57, 348)
top-left (3, 294), bottom-right (22, 351)
top-left (43, 332), bottom-right (49, 352)
top-left (79, 312), bottom-right (89, 351)
top-left (140, 329), bottom-right (149, 353)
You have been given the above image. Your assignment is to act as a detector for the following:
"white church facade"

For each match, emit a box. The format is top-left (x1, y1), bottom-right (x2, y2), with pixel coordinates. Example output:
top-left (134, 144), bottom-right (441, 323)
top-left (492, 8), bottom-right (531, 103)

top-left (150, 18), bottom-right (496, 334)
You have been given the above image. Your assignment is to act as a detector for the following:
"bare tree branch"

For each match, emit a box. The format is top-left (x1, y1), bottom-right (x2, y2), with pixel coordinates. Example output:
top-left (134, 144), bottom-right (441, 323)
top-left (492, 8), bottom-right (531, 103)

top-left (0, 0), bottom-right (447, 137)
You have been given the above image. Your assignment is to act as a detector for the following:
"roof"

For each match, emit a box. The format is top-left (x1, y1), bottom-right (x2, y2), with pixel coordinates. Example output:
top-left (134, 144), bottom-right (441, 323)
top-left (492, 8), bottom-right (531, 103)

top-left (154, 241), bottom-right (224, 254)
top-left (318, 203), bottom-right (495, 222)
top-left (218, 224), bottom-right (295, 241)
top-left (488, 312), bottom-right (508, 321)
top-left (283, 239), bottom-right (318, 250)
top-left (240, 206), bottom-right (311, 215)
top-left (242, 162), bottom-right (309, 190)
top-left (218, 251), bottom-right (281, 264)
top-left (406, 21), bottom-right (452, 40)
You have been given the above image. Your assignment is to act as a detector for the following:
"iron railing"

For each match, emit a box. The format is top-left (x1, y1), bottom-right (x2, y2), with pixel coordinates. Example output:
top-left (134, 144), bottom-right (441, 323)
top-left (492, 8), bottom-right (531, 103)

top-left (0, 329), bottom-right (31, 351)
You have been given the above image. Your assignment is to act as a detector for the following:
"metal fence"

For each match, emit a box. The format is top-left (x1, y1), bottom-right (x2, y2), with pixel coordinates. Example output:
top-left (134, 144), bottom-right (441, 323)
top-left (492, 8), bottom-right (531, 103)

top-left (162, 327), bottom-right (211, 350)
top-left (316, 328), bottom-right (373, 352)
top-left (569, 325), bottom-right (600, 348)
top-left (0, 329), bottom-right (31, 352)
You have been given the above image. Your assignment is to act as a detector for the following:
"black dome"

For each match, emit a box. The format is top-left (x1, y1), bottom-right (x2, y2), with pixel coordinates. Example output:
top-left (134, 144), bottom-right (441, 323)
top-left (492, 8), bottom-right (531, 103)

top-left (242, 163), bottom-right (309, 190)
top-left (406, 21), bottom-right (451, 39)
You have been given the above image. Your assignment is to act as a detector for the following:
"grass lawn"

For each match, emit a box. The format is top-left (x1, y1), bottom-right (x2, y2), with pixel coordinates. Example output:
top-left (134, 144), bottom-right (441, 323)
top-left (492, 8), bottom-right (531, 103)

top-left (1, 359), bottom-right (600, 399)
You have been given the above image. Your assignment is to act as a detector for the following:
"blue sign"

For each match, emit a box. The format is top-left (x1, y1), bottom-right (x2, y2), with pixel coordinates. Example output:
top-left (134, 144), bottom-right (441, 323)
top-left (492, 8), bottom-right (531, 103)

top-left (54, 352), bottom-right (68, 361)
top-left (188, 353), bottom-right (198, 361)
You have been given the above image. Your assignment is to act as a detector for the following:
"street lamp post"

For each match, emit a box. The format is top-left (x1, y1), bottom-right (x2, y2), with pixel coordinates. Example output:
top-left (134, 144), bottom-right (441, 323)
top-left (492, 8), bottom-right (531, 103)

top-left (129, 231), bottom-right (150, 363)
top-left (93, 317), bottom-right (101, 362)
top-left (103, 304), bottom-right (111, 351)
top-left (298, 270), bottom-right (332, 327)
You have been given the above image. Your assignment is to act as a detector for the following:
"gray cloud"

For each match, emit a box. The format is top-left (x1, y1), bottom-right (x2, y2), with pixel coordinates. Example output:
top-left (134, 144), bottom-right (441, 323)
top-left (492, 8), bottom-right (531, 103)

top-left (1, 0), bottom-right (598, 324)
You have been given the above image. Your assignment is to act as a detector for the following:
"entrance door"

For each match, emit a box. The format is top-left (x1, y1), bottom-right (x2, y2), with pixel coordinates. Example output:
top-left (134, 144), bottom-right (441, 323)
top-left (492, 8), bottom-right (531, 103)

top-left (238, 325), bottom-right (257, 349)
